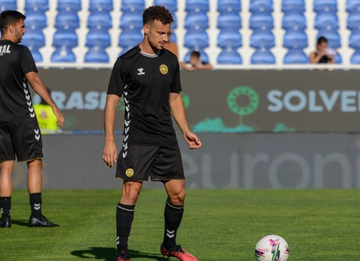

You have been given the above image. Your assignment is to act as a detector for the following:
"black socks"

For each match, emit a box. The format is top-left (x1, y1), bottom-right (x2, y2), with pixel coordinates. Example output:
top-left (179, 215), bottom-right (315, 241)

top-left (0, 197), bottom-right (11, 217)
top-left (116, 203), bottom-right (135, 254)
top-left (30, 193), bottom-right (43, 218)
top-left (163, 200), bottom-right (184, 250)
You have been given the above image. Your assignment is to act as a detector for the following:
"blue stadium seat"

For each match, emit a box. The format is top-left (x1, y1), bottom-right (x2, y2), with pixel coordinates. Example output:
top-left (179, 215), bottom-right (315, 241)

top-left (170, 31), bottom-right (177, 43)
top-left (25, 0), bottom-right (49, 11)
top-left (120, 12), bottom-right (143, 30)
top-left (314, 0), bottom-right (337, 13)
top-left (25, 11), bottom-right (47, 30)
top-left (57, 0), bottom-right (81, 12)
top-left (217, 48), bottom-right (242, 64)
top-left (283, 49), bottom-right (308, 64)
top-left (249, 0), bottom-right (273, 13)
top-left (217, 12), bottom-right (241, 30)
top-left (251, 49), bottom-right (275, 64)
top-left (349, 29), bottom-right (360, 48)
top-left (171, 11), bottom-right (178, 28)
top-left (283, 30), bottom-right (308, 49)
top-left (282, 0), bottom-right (305, 13)
top-left (185, 0), bottom-right (209, 13)
top-left (88, 11), bottom-right (112, 30)
top-left (22, 29), bottom-right (45, 48)
top-left (184, 29), bottom-right (209, 49)
top-left (351, 50), bottom-right (360, 64)
top-left (335, 53), bottom-right (342, 64)
top-left (282, 12), bottom-right (306, 30)
top-left (250, 29), bottom-right (275, 49)
top-left (314, 12), bottom-right (339, 30)
top-left (119, 29), bottom-right (142, 48)
top-left (85, 48), bottom-right (109, 63)
top-left (121, 0), bottom-right (145, 12)
top-left (347, 0), bottom-right (360, 12)
top-left (185, 12), bottom-right (209, 30)
top-left (55, 11), bottom-right (80, 30)
top-left (347, 12), bottom-right (360, 30)
top-left (184, 49), bottom-right (209, 63)
top-left (154, 0), bottom-right (178, 12)
top-left (27, 46), bottom-right (42, 62)
top-left (53, 29), bottom-right (78, 48)
top-left (317, 29), bottom-right (341, 48)
top-left (51, 47), bottom-right (76, 62)
top-left (217, 0), bottom-right (241, 13)
top-left (89, 0), bottom-right (113, 12)
top-left (0, 0), bottom-right (17, 12)
top-left (86, 29), bottom-right (111, 48)
top-left (217, 29), bottom-right (242, 48)
top-left (249, 12), bottom-right (274, 30)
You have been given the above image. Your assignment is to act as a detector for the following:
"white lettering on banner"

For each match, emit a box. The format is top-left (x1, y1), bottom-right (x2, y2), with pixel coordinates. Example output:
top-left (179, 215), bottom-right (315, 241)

top-left (35, 91), bottom-right (108, 110)
top-left (314, 153), bottom-right (351, 188)
top-left (182, 150), bottom-right (356, 189)
top-left (268, 89), bottom-right (360, 112)
top-left (341, 91), bottom-right (357, 112)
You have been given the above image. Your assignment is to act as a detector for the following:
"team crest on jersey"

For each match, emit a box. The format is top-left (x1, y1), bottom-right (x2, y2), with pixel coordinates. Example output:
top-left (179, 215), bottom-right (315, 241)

top-left (159, 64), bottom-right (168, 75)
top-left (125, 168), bottom-right (134, 177)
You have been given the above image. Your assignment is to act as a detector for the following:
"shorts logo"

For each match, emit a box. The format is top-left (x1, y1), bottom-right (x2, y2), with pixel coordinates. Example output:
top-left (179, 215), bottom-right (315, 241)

top-left (125, 168), bottom-right (134, 177)
top-left (160, 64), bottom-right (168, 75)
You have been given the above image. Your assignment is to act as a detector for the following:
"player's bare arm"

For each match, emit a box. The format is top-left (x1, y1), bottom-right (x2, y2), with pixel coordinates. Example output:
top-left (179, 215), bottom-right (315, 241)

top-left (25, 71), bottom-right (65, 127)
top-left (103, 94), bottom-right (120, 168)
top-left (169, 92), bottom-right (202, 149)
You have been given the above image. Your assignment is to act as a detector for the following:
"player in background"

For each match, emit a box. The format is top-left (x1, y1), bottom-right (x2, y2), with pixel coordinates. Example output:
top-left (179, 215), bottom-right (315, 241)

top-left (103, 6), bottom-right (202, 261)
top-left (0, 11), bottom-right (64, 228)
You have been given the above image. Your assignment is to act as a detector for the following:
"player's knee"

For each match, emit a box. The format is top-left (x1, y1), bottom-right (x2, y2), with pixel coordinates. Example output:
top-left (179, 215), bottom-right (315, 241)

top-left (121, 186), bottom-right (141, 204)
top-left (169, 190), bottom-right (186, 205)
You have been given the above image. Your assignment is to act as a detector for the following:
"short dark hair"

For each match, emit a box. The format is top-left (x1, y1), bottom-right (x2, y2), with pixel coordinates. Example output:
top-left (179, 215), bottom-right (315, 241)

top-left (190, 51), bottom-right (200, 58)
top-left (317, 36), bottom-right (328, 45)
top-left (142, 5), bottom-right (174, 25)
top-left (0, 10), bottom-right (26, 34)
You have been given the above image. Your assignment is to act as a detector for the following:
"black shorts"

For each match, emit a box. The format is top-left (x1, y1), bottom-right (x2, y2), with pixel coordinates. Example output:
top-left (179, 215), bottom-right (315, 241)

top-left (0, 117), bottom-right (43, 162)
top-left (116, 145), bottom-right (185, 181)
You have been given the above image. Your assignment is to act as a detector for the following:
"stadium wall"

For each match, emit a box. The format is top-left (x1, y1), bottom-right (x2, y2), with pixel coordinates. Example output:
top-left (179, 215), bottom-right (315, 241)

top-left (18, 69), bottom-right (360, 189)
top-left (36, 69), bottom-right (360, 133)
top-left (11, 134), bottom-right (360, 189)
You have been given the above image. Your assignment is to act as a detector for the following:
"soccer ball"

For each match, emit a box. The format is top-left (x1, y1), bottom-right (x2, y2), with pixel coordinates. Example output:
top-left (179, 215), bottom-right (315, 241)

top-left (255, 235), bottom-right (290, 261)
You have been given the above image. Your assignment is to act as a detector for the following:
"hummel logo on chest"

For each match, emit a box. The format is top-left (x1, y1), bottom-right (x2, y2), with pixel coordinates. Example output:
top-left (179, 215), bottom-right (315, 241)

top-left (137, 68), bottom-right (145, 75)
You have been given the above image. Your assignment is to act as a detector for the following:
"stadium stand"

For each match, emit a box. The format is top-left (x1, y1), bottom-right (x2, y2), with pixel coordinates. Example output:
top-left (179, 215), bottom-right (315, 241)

top-left (0, 0), bottom-right (356, 67)
top-left (217, 0), bottom-right (242, 64)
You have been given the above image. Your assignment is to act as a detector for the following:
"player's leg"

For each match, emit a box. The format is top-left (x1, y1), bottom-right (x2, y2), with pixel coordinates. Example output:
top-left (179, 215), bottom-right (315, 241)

top-left (161, 179), bottom-right (197, 261)
top-left (0, 122), bottom-right (16, 228)
top-left (27, 159), bottom-right (58, 227)
top-left (163, 179), bottom-right (186, 249)
top-left (116, 181), bottom-right (142, 261)
top-left (0, 160), bottom-right (15, 228)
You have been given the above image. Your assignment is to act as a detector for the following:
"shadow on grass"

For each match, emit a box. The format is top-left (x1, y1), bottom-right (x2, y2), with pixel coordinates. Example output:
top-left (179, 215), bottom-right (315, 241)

top-left (11, 219), bottom-right (29, 227)
top-left (71, 247), bottom-right (168, 261)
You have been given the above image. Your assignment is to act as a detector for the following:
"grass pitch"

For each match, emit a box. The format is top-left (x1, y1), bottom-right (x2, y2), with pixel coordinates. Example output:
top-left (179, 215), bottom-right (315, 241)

top-left (0, 189), bottom-right (359, 261)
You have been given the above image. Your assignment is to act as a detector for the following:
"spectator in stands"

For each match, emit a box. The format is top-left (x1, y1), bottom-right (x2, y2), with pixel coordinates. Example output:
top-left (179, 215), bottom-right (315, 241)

top-left (180, 50), bottom-right (213, 71)
top-left (309, 36), bottom-right (335, 64)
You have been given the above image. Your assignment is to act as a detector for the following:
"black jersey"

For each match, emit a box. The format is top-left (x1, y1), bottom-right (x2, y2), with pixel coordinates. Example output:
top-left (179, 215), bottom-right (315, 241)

top-left (0, 40), bottom-right (37, 123)
top-left (107, 45), bottom-right (182, 146)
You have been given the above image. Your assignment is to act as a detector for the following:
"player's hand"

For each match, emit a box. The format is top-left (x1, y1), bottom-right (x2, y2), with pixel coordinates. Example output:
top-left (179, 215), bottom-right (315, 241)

top-left (103, 142), bottom-right (118, 168)
top-left (52, 107), bottom-right (65, 127)
top-left (184, 131), bottom-right (202, 149)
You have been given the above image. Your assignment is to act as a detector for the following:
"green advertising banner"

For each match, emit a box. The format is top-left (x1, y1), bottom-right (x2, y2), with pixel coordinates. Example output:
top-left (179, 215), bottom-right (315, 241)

top-left (37, 69), bottom-right (360, 133)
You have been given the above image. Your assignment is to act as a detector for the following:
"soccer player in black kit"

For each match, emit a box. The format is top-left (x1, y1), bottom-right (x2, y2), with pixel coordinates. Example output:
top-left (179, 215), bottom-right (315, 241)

top-left (103, 6), bottom-right (202, 261)
top-left (0, 11), bottom-right (64, 228)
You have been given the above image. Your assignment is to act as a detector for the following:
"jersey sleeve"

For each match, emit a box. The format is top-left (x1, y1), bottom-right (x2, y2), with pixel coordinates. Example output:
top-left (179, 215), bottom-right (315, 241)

top-left (171, 61), bottom-right (182, 93)
top-left (20, 47), bottom-right (38, 75)
top-left (107, 57), bottom-right (127, 96)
